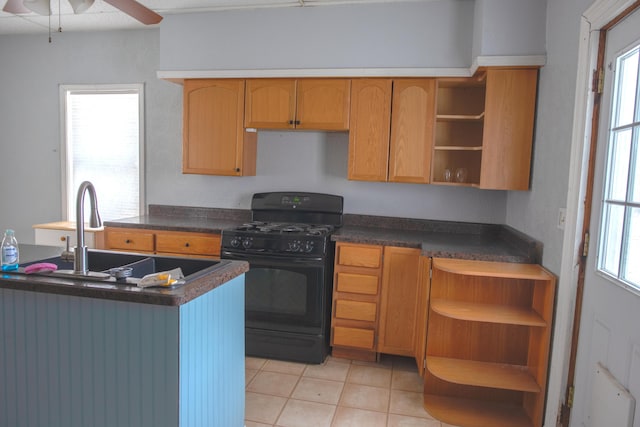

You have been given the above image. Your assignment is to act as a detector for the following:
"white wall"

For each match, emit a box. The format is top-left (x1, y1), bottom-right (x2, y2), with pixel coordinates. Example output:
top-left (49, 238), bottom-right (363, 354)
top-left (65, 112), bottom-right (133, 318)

top-left (0, 30), bottom-right (166, 243)
top-left (472, 0), bottom-right (547, 58)
top-left (159, 1), bottom-right (474, 71)
top-left (506, 0), bottom-right (591, 274)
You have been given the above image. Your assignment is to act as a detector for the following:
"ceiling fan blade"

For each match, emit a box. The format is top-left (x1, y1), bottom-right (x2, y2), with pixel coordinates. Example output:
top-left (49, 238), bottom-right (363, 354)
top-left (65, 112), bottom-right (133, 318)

top-left (23, 0), bottom-right (51, 15)
top-left (103, 0), bottom-right (162, 25)
top-left (3, 0), bottom-right (31, 13)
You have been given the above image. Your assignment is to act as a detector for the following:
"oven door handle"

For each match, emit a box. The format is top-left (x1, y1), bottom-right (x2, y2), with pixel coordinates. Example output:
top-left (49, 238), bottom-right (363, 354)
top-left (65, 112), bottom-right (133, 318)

top-left (221, 251), bottom-right (325, 265)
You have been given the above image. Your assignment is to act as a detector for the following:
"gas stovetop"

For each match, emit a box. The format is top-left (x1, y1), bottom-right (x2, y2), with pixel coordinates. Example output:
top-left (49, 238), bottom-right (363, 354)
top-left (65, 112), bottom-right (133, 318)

top-left (230, 221), bottom-right (335, 237)
top-left (221, 222), bottom-right (335, 256)
top-left (221, 192), bottom-right (343, 257)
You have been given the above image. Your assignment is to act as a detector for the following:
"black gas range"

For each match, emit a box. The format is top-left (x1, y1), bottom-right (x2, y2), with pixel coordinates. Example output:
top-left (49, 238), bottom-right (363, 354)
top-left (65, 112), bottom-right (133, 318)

top-left (221, 192), bottom-right (343, 364)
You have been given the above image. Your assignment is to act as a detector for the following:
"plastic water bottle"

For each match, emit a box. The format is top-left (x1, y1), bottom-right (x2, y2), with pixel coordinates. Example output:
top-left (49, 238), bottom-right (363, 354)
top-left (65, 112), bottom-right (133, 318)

top-left (1, 229), bottom-right (19, 271)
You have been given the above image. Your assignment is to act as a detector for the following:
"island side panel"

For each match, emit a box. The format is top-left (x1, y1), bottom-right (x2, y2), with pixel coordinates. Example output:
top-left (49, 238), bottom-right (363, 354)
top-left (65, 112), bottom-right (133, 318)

top-left (0, 288), bottom-right (180, 427)
top-left (179, 274), bottom-right (245, 427)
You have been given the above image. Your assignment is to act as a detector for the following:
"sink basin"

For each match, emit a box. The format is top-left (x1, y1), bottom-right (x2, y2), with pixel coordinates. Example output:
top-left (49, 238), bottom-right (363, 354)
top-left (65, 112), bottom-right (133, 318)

top-left (22, 251), bottom-right (149, 272)
top-left (19, 249), bottom-right (230, 286)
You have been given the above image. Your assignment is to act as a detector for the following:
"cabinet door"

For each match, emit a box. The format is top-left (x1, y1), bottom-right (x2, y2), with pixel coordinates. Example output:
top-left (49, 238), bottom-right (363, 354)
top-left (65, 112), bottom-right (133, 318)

top-left (378, 246), bottom-right (421, 356)
top-left (296, 79), bottom-right (351, 130)
top-left (389, 79), bottom-right (436, 183)
top-left (155, 231), bottom-right (221, 257)
top-left (414, 256), bottom-right (431, 377)
top-left (480, 68), bottom-right (538, 190)
top-left (183, 79), bottom-right (250, 176)
top-left (244, 79), bottom-right (296, 129)
top-left (105, 227), bottom-right (155, 253)
top-left (348, 79), bottom-right (392, 181)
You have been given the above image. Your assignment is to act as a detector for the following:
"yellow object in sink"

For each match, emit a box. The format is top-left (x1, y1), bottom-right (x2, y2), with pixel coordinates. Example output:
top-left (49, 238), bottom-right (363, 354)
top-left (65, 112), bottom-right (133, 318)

top-left (138, 268), bottom-right (184, 288)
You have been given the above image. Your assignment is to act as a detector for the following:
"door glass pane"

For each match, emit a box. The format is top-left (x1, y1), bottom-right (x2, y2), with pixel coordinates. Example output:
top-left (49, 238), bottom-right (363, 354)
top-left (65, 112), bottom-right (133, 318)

top-left (623, 207), bottom-right (640, 284)
top-left (607, 129), bottom-right (631, 201)
top-left (633, 131), bottom-right (640, 203)
top-left (615, 48), bottom-right (638, 127)
top-left (600, 203), bottom-right (625, 276)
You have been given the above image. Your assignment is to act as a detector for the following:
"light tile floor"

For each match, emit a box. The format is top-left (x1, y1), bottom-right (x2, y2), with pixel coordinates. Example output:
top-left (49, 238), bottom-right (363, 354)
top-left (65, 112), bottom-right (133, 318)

top-left (245, 354), bottom-right (461, 427)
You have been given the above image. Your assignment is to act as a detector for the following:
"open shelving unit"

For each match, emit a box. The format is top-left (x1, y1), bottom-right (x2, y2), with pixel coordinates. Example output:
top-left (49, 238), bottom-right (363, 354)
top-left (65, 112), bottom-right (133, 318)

top-left (424, 258), bottom-right (556, 427)
top-left (431, 73), bottom-right (486, 186)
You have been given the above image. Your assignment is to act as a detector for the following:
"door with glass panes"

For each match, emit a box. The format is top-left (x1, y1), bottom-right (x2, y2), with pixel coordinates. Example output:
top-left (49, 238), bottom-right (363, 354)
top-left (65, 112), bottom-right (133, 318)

top-left (572, 8), bottom-right (640, 426)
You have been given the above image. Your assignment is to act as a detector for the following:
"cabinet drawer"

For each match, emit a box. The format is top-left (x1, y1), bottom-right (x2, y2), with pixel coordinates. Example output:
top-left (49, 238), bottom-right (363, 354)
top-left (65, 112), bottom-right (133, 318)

top-left (337, 244), bottom-right (382, 268)
top-left (335, 300), bottom-right (377, 322)
top-left (105, 230), bottom-right (154, 252)
top-left (156, 233), bottom-right (221, 257)
top-left (333, 326), bottom-right (375, 350)
top-left (336, 272), bottom-right (379, 295)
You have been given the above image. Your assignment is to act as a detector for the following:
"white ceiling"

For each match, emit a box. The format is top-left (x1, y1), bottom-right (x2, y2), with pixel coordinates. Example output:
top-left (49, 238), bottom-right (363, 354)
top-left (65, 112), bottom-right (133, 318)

top-left (0, 0), bottom-right (424, 35)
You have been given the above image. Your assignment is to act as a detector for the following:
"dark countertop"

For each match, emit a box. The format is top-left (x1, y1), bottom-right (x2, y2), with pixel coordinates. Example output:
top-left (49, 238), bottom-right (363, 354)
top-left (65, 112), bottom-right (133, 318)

top-left (104, 205), bottom-right (542, 264)
top-left (0, 244), bottom-right (249, 306)
top-left (103, 205), bottom-right (250, 233)
top-left (334, 214), bottom-right (541, 263)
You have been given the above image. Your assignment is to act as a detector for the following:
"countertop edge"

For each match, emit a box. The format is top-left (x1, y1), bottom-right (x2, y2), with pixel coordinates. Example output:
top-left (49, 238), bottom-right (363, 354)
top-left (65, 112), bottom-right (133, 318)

top-left (1, 244), bottom-right (250, 306)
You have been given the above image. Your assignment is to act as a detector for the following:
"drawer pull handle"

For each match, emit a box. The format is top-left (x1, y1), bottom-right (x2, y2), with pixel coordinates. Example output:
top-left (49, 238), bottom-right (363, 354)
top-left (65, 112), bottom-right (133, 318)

top-left (125, 239), bottom-right (131, 244)
top-left (185, 243), bottom-right (190, 247)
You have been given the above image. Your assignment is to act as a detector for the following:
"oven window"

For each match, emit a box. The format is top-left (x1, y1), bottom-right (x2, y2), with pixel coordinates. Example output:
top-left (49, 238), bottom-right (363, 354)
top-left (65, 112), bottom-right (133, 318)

top-left (246, 268), bottom-right (308, 316)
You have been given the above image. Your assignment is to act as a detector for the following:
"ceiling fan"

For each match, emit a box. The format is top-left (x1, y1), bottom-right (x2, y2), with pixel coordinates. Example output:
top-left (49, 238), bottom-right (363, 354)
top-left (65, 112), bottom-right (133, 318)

top-left (2, 0), bottom-right (162, 25)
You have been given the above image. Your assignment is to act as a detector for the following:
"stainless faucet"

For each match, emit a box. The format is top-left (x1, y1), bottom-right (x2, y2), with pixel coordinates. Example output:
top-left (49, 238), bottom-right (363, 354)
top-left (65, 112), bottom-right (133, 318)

top-left (74, 181), bottom-right (102, 274)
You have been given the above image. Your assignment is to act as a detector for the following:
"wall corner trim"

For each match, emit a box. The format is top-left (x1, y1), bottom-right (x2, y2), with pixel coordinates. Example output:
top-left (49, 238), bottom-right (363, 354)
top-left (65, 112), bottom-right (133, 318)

top-left (471, 55), bottom-right (547, 73)
top-left (156, 56), bottom-right (547, 82)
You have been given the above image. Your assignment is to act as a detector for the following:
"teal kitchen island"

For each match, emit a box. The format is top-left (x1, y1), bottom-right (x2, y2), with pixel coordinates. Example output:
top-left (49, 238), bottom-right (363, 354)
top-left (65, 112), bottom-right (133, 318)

top-left (0, 245), bottom-right (248, 427)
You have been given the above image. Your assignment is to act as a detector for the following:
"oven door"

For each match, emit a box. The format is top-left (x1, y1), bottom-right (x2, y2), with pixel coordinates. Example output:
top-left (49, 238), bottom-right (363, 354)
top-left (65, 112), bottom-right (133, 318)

top-left (221, 251), bottom-right (328, 335)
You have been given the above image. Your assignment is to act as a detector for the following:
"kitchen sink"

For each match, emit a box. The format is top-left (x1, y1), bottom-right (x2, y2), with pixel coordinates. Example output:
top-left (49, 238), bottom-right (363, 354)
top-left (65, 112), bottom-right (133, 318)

top-left (19, 249), bottom-right (230, 286)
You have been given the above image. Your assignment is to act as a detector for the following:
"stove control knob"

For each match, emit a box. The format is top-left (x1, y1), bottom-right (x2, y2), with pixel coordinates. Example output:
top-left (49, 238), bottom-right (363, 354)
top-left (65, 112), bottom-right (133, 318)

top-left (242, 238), bottom-right (253, 249)
top-left (230, 237), bottom-right (241, 248)
top-left (303, 241), bottom-right (315, 253)
top-left (289, 240), bottom-right (301, 252)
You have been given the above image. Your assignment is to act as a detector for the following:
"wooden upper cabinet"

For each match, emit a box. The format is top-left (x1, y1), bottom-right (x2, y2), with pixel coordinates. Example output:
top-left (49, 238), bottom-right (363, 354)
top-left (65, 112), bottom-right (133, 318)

top-left (348, 79), bottom-right (392, 181)
top-left (183, 79), bottom-right (256, 176)
top-left (244, 78), bottom-right (350, 130)
top-left (389, 79), bottom-right (436, 183)
top-left (480, 68), bottom-right (538, 190)
top-left (348, 79), bottom-right (435, 183)
top-left (296, 79), bottom-right (351, 130)
top-left (244, 79), bottom-right (296, 129)
top-left (432, 68), bottom-right (538, 190)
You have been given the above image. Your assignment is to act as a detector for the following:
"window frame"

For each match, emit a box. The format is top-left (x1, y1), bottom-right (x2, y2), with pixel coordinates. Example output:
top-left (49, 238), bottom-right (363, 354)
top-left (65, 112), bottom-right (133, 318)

top-left (59, 83), bottom-right (146, 222)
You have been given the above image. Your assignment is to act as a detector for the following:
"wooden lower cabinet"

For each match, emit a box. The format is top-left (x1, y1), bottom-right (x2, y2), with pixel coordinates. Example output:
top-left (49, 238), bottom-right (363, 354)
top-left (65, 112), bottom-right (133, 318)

top-left (104, 227), bottom-right (155, 252)
top-left (331, 242), bottom-right (383, 361)
top-left (378, 246), bottom-right (422, 356)
top-left (104, 227), bottom-right (221, 258)
top-left (331, 243), bottom-right (427, 365)
top-left (423, 258), bottom-right (556, 427)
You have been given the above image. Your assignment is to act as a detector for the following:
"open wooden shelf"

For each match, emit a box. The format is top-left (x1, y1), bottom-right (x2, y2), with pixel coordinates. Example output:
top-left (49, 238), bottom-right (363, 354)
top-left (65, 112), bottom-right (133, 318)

top-left (430, 299), bottom-right (547, 327)
top-left (432, 76), bottom-right (486, 187)
top-left (427, 356), bottom-right (541, 392)
top-left (432, 258), bottom-right (555, 281)
top-left (433, 146), bottom-right (483, 151)
top-left (425, 258), bottom-right (556, 427)
top-left (424, 394), bottom-right (534, 427)
top-left (436, 112), bottom-right (485, 121)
